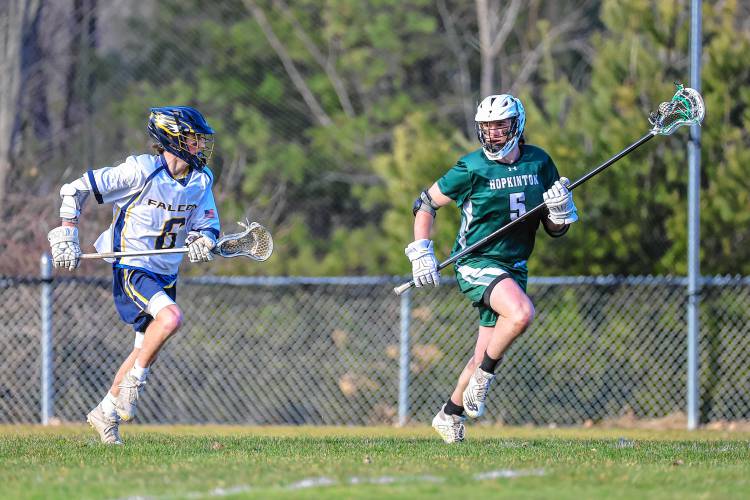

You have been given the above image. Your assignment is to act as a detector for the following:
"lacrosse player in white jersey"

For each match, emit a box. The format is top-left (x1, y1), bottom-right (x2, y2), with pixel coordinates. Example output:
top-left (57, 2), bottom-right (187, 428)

top-left (47, 106), bottom-right (221, 444)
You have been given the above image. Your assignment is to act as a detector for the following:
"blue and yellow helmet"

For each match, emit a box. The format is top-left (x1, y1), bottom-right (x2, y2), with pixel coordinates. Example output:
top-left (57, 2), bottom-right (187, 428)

top-left (147, 106), bottom-right (215, 170)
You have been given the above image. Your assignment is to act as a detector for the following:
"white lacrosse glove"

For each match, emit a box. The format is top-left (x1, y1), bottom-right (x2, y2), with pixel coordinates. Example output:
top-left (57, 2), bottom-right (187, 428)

top-left (185, 231), bottom-right (216, 263)
top-left (405, 239), bottom-right (440, 287)
top-left (47, 226), bottom-right (81, 271)
top-left (543, 177), bottom-right (579, 225)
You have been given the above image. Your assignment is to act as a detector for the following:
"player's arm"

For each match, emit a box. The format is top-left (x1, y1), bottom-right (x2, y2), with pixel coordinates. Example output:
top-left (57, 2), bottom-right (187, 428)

top-left (542, 176), bottom-right (578, 237)
top-left (46, 177), bottom-right (92, 270)
top-left (406, 183), bottom-right (452, 287)
top-left (541, 216), bottom-right (569, 237)
top-left (413, 184), bottom-right (452, 239)
top-left (47, 157), bottom-right (148, 270)
top-left (185, 175), bottom-right (221, 263)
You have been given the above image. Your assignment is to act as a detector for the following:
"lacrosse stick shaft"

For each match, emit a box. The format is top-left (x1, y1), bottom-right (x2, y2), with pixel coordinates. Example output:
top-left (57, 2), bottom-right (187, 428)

top-left (394, 132), bottom-right (657, 296)
top-left (82, 248), bottom-right (189, 259)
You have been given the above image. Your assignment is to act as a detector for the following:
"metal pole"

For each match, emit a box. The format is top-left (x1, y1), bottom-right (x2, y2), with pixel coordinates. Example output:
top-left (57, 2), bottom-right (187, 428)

top-left (40, 253), bottom-right (54, 425)
top-left (398, 288), bottom-right (412, 426)
top-left (686, 0), bottom-right (702, 430)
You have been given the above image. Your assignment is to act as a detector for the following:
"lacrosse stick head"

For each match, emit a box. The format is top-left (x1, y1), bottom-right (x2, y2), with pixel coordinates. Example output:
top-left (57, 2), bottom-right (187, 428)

top-left (214, 220), bottom-right (273, 261)
top-left (649, 83), bottom-right (705, 136)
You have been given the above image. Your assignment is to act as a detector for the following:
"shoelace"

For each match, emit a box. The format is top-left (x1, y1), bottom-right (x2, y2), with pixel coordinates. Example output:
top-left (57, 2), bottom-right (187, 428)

top-left (455, 426), bottom-right (464, 440)
top-left (100, 415), bottom-right (121, 442)
top-left (120, 378), bottom-right (146, 404)
top-left (450, 418), bottom-right (465, 440)
top-left (474, 374), bottom-right (492, 401)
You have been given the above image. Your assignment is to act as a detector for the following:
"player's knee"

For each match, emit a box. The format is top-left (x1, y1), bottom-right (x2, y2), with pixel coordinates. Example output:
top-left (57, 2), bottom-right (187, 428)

top-left (157, 305), bottom-right (183, 334)
top-left (510, 301), bottom-right (535, 333)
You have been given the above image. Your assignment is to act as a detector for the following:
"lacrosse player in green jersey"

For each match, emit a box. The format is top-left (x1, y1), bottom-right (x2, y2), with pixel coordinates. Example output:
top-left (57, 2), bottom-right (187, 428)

top-left (406, 94), bottom-right (578, 443)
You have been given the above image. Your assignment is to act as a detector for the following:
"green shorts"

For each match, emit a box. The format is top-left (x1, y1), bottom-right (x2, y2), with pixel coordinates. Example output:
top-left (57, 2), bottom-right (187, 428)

top-left (454, 258), bottom-right (528, 327)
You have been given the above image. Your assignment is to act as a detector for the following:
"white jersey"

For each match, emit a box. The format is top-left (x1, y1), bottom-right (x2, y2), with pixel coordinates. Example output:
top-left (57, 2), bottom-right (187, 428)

top-left (82, 154), bottom-right (221, 276)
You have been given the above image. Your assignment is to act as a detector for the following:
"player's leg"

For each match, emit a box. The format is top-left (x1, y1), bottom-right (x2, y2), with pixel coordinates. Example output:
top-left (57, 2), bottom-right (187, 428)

top-left (464, 276), bottom-right (534, 418)
top-left (98, 268), bottom-right (181, 422)
top-left (86, 270), bottom-right (139, 443)
top-left (484, 277), bottom-right (534, 359)
top-left (109, 347), bottom-right (140, 396)
top-left (432, 325), bottom-right (493, 443)
top-left (135, 302), bottom-right (182, 368)
top-left (450, 326), bottom-right (494, 408)
top-left (88, 330), bottom-right (149, 441)
top-left (432, 266), bottom-right (502, 442)
top-left (116, 293), bottom-right (182, 422)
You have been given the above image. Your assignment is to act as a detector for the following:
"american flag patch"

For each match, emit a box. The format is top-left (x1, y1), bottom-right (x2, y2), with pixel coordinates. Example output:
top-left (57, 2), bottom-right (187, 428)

top-left (204, 208), bottom-right (215, 219)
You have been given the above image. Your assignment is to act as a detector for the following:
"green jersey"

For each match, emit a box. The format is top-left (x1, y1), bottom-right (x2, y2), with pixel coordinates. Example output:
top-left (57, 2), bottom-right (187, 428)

top-left (437, 144), bottom-right (560, 268)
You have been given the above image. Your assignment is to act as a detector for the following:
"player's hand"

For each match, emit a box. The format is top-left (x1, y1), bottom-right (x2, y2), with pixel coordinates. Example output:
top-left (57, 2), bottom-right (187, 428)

top-left (186, 231), bottom-right (216, 263)
top-left (405, 239), bottom-right (440, 287)
top-left (543, 177), bottom-right (578, 225)
top-left (47, 226), bottom-right (81, 270)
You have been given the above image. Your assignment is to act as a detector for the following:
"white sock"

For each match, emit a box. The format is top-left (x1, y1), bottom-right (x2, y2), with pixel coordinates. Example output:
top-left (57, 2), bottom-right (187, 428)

top-left (130, 361), bottom-right (150, 383)
top-left (100, 392), bottom-right (118, 419)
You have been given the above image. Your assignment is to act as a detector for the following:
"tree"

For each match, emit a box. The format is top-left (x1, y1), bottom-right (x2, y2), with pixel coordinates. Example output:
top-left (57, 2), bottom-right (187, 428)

top-left (529, 0), bottom-right (750, 276)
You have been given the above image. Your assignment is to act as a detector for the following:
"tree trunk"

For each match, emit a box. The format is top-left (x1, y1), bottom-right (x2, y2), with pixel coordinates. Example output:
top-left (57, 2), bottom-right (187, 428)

top-left (0, 0), bottom-right (42, 210)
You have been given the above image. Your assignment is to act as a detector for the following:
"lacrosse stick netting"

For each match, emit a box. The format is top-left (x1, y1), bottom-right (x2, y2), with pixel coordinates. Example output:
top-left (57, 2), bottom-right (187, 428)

top-left (215, 220), bottom-right (274, 261)
top-left (649, 84), bottom-right (705, 136)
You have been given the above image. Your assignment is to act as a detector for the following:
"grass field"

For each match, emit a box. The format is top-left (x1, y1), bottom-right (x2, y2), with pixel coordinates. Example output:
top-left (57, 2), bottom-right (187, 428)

top-left (1, 425), bottom-right (749, 499)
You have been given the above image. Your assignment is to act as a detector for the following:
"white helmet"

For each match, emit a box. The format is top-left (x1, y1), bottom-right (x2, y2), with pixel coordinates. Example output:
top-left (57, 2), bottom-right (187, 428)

top-left (474, 94), bottom-right (525, 160)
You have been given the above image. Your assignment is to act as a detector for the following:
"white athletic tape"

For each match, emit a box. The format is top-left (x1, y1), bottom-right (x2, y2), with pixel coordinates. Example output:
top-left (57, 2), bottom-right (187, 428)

top-left (133, 332), bottom-right (145, 349)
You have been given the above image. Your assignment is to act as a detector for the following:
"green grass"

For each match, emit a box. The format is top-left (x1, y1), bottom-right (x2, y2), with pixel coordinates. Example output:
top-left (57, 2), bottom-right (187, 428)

top-left (1, 425), bottom-right (749, 499)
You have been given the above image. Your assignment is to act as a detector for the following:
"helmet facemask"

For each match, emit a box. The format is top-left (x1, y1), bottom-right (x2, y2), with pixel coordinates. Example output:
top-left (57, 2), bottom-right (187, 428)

top-left (475, 118), bottom-right (518, 158)
top-left (178, 132), bottom-right (215, 168)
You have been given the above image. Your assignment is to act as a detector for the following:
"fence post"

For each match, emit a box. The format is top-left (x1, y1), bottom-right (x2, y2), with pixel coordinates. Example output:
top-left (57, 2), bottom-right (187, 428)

top-left (686, 0), bottom-right (702, 430)
top-left (40, 253), bottom-right (54, 425)
top-left (398, 288), bottom-right (411, 426)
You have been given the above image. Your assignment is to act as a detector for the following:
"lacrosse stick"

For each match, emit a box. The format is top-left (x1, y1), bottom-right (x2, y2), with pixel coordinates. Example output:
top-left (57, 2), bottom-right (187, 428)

top-left (394, 83), bottom-right (705, 295)
top-left (82, 219), bottom-right (274, 262)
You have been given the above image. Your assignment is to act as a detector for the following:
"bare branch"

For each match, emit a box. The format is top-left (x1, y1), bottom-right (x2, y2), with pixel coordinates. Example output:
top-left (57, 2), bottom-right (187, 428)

top-left (510, 11), bottom-right (586, 94)
top-left (437, 0), bottom-right (474, 135)
top-left (243, 0), bottom-right (332, 127)
top-left (272, 0), bottom-right (355, 118)
top-left (476, 0), bottom-right (522, 96)
top-left (489, 0), bottom-right (523, 55)
top-left (216, 150), bottom-right (246, 205)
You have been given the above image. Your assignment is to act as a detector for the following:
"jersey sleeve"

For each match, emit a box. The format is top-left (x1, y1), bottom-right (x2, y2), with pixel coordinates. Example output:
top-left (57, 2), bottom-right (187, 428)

top-left (436, 159), bottom-right (472, 205)
top-left (82, 155), bottom-right (153, 204)
top-left (186, 171), bottom-right (221, 239)
top-left (540, 153), bottom-right (561, 190)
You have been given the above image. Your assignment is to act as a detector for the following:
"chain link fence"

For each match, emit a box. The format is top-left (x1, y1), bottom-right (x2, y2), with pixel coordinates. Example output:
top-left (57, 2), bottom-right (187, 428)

top-left (2, 259), bottom-right (750, 427)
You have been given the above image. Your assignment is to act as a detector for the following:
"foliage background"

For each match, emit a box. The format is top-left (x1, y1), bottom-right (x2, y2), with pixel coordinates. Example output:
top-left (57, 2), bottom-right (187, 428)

top-left (1, 0), bottom-right (749, 277)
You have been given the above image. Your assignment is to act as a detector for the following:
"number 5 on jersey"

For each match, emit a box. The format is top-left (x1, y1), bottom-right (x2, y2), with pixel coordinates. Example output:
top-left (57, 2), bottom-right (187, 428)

top-left (509, 192), bottom-right (526, 220)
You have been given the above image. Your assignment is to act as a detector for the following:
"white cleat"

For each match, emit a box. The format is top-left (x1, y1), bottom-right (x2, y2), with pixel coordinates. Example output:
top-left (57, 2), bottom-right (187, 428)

top-left (87, 405), bottom-right (123, 445)
top-left (432, 404), bottom-right (466, 444)
top-left (462, 366), bottom-right (495, 418)
top-left (115, 374), bottom-right (146, 422)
